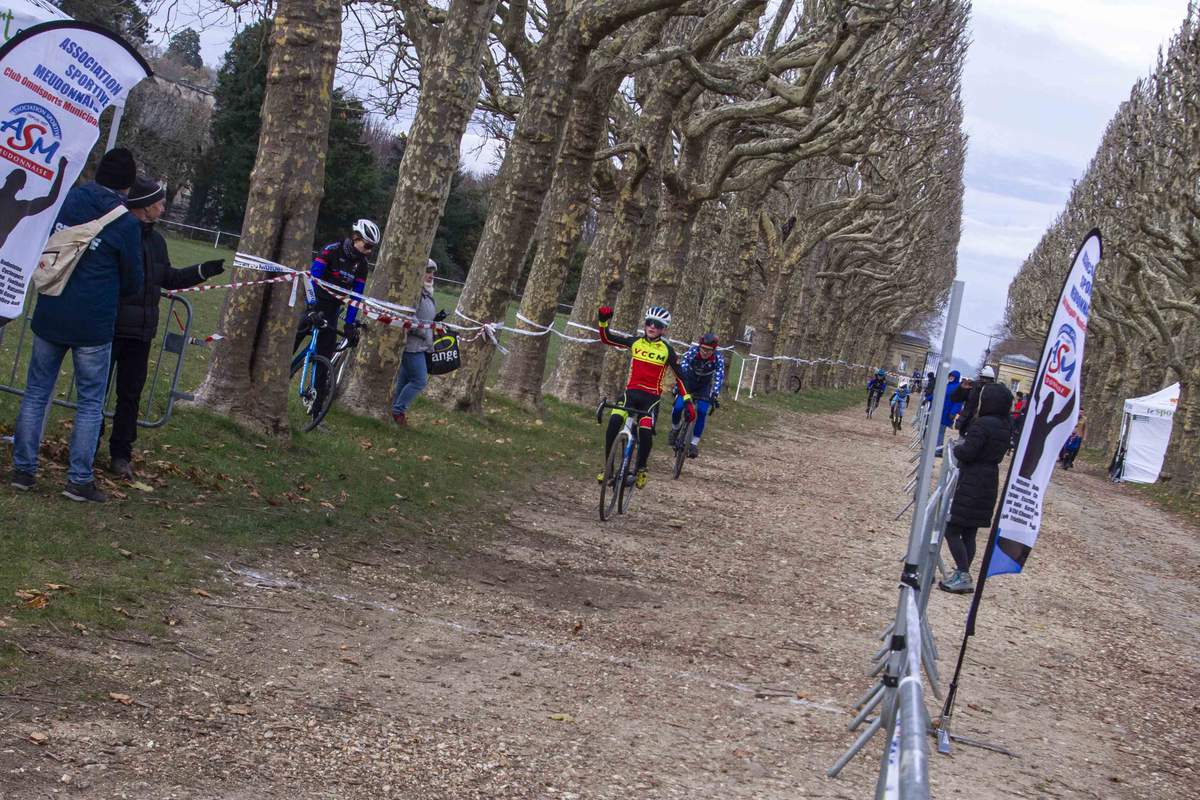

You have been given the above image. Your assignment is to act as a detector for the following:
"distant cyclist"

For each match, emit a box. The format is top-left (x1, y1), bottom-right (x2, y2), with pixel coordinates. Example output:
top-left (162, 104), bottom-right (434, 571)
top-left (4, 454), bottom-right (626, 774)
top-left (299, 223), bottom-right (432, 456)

top-left (597, 304), bottom-right (695, 489)
top-left (866, 369), bottom-right (888, 414)
top-left (668, 332), bottom-right (725, 458)
top-left (890, 382), bottom-right (911, 431)
top-left (293, 218), bottom-right (380, 411)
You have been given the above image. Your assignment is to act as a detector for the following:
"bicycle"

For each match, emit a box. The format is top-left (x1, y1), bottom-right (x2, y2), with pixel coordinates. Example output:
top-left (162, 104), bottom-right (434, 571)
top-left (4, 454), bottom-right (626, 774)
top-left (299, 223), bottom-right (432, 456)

top-left (867, 390), bottom-right (883, 418)
top-left (329, 334), bottom-right (356, 400)
top-left (669, 395), bottom-right (715, 479)
top-left (290, 317), bottom-right (349, 432)
top-left (595, 398), bottom-right (643, 521)
top-left (788, 374), bottom-right (802, 393)
top-left (890, 400), bottom-right (905, 435)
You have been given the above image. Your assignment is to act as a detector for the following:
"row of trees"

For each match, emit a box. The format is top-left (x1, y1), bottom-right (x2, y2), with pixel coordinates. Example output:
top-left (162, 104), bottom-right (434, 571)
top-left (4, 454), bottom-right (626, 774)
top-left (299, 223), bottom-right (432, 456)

top-left (193, 0), bottom-right (969, 435)
top-left (1005, 7), bottom-right (1199, 495)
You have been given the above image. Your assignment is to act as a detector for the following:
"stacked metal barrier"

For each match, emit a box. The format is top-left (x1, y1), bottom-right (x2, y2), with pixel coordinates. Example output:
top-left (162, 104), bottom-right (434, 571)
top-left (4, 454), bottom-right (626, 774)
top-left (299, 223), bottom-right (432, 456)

top-left (826, 281), bottom-right (964, 798)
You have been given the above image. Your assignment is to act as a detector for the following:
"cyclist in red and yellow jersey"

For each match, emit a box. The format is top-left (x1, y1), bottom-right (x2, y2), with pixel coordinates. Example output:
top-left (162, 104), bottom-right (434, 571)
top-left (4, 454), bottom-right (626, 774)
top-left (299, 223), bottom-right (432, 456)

top-left (597, 304), bottom-right (695, 489)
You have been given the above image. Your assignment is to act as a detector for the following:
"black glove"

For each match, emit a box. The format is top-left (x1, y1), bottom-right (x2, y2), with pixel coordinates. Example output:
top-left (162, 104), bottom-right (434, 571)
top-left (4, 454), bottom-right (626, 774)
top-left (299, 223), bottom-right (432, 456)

top-left (304, 309), bottom-right (326, 329)
top-left (434, 309), bottom-right (448, 322)
top-left (200, 259), bottom-right (225, 279)
top-left (344, 324), bottom-right (360, 346)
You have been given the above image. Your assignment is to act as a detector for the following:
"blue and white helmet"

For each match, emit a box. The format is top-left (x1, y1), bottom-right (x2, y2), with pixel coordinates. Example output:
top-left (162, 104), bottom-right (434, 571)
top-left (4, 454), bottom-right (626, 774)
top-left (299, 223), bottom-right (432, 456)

top-left (645, 305), bottom-right (672, 327)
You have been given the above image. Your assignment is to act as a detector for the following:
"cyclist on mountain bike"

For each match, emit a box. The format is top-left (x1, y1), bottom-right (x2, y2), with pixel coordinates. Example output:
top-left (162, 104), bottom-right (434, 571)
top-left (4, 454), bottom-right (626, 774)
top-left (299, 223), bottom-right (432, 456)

top-left (597, 304), bottom-right (695, 489)
top-left (866, 369), bottom-right (888, 413)
top-left (293, 219), bottom-right (380, 410)
top-left (890, 382), bottom-right (911, 430)
top-left (668, 332), bottom-right (725, 458)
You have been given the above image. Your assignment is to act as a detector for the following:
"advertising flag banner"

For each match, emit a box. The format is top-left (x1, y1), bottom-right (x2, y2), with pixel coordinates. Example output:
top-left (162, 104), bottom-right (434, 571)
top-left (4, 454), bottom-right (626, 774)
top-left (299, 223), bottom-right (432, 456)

top-left (987, 229), bottom-right (1102, 576)
top-left (0, 21), bottom-right (150, 323)
top-left (0, 1), bottom-right (70, 45)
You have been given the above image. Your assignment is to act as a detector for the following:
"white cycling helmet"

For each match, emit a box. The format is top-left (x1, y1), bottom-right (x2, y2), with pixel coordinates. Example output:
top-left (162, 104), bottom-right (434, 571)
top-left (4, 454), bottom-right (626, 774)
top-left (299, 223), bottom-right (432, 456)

top-left (645, 305), bottom-right (672, 327)
top-left (352, 218), bottom-right (381, 245)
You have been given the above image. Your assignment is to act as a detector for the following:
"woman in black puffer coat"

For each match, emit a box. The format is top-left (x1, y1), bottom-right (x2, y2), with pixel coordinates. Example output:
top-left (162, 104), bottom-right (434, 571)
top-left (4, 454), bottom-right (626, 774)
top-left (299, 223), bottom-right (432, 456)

top-left (939, 382), bottom-right (1013, 594)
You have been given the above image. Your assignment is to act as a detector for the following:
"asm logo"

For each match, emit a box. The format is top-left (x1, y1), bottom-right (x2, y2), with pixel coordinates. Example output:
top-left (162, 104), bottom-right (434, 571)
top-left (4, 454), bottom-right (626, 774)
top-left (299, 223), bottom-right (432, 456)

top-left (1047, 323), bottom-right (1077, 383)
top-left (0, 102), bottom-right (62, 179)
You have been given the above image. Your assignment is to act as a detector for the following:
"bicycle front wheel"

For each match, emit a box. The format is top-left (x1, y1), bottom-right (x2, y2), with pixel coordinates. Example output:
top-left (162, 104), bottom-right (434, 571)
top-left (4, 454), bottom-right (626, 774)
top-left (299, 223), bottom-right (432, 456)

top-left (290, 354), bottom-right (335, 433)
top-left (599, 436), bottom-right (624, 521)
top-left (330, 349), bottom-right (352, 401)
top-left (672, 420), bottom-right (694, 480)
top-left (617, 439), bottom-right (638, 515)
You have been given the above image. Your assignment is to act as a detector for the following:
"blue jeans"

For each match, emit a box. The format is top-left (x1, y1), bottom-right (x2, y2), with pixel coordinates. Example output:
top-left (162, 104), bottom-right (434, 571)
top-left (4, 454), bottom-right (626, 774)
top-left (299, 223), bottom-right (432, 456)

top-left (391, 350), bottom-right (429, 414)
top-left (671, 397), bottom-right (711, 438)
top-left (937, 422), bottom-right (950, 448)
top-left (12, 334), bottom-right (111, 484)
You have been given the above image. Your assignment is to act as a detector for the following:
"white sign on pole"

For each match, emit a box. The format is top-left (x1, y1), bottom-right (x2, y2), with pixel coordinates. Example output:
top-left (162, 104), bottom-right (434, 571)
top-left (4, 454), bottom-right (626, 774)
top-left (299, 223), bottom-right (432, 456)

top-left (988, 230), bottom-right (1101, 576)
top-left (0, 20), bottom-right (150, 322)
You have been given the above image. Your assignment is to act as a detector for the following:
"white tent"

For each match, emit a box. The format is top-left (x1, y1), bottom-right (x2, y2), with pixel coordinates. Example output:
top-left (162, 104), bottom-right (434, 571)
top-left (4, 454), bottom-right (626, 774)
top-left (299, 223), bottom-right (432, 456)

top-left (1, 0), bottom-right (71, 44)
top-left (1113, 382), bottom-right (1180, 484)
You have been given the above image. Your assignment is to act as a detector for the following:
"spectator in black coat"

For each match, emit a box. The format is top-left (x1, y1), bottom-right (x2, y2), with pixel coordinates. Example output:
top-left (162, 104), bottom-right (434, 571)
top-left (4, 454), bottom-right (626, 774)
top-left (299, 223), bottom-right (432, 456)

top-left (104, 178), bottom-right (224, 478)
top-left (950, 364), bottom-right (997, 435)
top-left (939, 382), bottom-right (1014, 594)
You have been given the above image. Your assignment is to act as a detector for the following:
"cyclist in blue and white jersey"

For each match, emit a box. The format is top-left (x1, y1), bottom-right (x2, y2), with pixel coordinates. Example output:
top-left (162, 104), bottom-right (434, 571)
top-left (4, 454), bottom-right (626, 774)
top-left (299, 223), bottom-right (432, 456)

top-left (668, 332), bottom-right (725, 458)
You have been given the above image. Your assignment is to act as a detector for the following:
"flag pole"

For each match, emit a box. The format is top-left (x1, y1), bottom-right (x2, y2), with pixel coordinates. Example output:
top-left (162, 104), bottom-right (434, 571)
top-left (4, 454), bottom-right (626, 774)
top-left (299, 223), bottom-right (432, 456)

top-left (937, 229), bottom-right (1102, 753)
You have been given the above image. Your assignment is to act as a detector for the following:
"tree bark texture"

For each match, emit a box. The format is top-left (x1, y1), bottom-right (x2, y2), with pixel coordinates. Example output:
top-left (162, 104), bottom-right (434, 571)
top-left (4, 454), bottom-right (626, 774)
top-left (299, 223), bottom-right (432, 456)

top-left (494, 73), bottom-right (623, 410)
top-left (339, 0), bottom-right (499, 418)
top-left (599, 186), bottom-right (660, 397)
top-left (191, 0), bottom-right (341, 436)
top-left (544, 162), bottom-right (652, 406)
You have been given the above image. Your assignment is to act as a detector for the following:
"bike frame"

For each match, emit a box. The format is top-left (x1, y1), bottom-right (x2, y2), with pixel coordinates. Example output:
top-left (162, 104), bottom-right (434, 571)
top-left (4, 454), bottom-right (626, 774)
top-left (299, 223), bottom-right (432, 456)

top-left (296, 323), bottom-right (323, 401)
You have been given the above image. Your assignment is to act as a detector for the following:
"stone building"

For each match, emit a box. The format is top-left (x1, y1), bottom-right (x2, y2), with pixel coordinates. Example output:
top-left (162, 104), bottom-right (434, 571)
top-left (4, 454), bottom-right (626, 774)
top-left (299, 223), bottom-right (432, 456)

top-left (884, 332), bottom-right (932, 376)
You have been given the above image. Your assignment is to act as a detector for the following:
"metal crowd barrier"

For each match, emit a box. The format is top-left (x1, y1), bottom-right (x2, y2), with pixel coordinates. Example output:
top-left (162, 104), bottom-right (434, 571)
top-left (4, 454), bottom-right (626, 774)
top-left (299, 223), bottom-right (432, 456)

top-left (826, 280), bottom-right (965, 798)
top-left (0, 291), bottom-right (195, 429)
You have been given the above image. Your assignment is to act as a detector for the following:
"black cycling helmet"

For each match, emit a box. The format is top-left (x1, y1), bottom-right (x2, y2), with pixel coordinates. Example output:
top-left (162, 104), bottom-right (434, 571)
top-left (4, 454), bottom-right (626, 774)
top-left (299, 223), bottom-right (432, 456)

top-left (699, 332), bottom-right (719, 347)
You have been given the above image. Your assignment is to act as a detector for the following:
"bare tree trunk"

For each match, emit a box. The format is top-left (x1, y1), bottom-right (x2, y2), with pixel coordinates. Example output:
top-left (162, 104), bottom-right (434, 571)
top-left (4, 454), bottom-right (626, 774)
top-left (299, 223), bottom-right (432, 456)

top-left (545, 162), bottom-right (652, 405)
top-left (699, 195), bottom-right (760, 344)
top-left (191, 0), bottom-right (340, 436)
top-left (599, 177), bottom-right (661, 397)
top-left (427, 0), bottom-right (688, 412)
top-left (495, 74), bottom-right (622, 410)
top-left (339, 0), bottom-right (499, 418)
top-left (642, 188), bottom-right (701, 314)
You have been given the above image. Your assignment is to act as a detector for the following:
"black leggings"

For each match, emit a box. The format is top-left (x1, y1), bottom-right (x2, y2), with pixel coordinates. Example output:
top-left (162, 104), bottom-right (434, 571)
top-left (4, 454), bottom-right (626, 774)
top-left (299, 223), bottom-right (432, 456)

top-left (944, 523), bottom-right (978, 572)
top-left (605, 389), bottom-right (659, 471)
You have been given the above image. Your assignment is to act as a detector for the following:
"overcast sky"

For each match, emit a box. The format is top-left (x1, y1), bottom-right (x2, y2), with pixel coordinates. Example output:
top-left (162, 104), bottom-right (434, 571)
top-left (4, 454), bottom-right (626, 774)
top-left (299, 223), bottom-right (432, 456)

top-left (953, 0), bottom-right (1189, 364)
top-left (155, 2), bottom-right (1190, 364)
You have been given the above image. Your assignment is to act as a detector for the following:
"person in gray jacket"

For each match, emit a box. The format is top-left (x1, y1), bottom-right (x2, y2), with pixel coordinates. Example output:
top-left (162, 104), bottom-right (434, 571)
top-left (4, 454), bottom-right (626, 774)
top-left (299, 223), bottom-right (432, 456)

top-left (391, 259), bottom-right (440, 426)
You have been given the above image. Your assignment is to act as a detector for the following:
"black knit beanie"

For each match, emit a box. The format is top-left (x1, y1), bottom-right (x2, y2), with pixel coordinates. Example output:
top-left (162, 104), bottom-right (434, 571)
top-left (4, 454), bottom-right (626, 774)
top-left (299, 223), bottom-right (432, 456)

top-left (95, 148), bottom-right (137, 191)
top-left (126, 176), bottom-right (166, 209)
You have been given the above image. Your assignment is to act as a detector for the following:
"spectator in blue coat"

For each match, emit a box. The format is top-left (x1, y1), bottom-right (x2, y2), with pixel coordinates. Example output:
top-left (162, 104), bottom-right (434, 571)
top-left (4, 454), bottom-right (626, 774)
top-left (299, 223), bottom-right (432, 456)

top-left (936, 369), bottom-right (963, 452)
top-left (9, 148), bottom-right (143, 503)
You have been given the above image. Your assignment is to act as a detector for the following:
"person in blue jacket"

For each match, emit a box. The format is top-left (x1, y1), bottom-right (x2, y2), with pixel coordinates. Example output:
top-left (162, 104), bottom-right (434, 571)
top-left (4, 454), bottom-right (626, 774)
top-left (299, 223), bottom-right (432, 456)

top-left (10, 148), bottom-right (143, 503)
top-left (937, 369), bottom-right (963, 452)
top-left (668, 332), bottom-right (725, 458)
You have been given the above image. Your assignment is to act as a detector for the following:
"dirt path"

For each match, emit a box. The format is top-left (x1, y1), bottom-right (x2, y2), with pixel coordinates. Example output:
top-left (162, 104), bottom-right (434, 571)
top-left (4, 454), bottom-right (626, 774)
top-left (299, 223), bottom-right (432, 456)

top-left (3, 406), bottom-right (1197, 798)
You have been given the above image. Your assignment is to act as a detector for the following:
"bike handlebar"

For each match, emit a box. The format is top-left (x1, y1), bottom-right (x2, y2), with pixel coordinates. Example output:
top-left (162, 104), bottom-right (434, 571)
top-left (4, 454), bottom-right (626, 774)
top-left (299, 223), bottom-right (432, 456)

top-left (595, 398), bottom-right (638, 424)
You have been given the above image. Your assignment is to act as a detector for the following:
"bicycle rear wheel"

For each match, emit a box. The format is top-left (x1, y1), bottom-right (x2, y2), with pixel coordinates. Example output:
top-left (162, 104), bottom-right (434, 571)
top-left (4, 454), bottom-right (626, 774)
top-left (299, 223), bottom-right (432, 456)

top-left (290, 354), bottom-right (334, 432)
top-left (599, 437), bottom-right (623, 521)
top-left (672, 420), bottom-right (694, 480)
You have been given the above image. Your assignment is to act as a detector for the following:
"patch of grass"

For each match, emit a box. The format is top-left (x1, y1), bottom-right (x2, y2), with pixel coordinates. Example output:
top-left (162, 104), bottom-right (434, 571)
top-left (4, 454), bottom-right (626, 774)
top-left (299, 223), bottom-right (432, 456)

top-left (1077, 446), bottom-right (1200, 522)
top-left (0, 389), bottom-right (597, 686)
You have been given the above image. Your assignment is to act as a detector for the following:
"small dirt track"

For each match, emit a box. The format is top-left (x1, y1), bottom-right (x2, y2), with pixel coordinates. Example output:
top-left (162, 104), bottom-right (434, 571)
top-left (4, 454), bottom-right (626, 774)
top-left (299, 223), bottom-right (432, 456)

top-left (3, 406), bottom-right (1197, 798)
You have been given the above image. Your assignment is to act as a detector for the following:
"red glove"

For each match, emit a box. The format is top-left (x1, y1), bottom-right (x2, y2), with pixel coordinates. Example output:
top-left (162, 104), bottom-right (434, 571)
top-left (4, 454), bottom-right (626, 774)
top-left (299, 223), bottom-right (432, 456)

top-left (685, 401), bottom-right (697, 422)
top-left (598, 306), bottom-right (614, 322)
